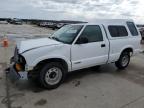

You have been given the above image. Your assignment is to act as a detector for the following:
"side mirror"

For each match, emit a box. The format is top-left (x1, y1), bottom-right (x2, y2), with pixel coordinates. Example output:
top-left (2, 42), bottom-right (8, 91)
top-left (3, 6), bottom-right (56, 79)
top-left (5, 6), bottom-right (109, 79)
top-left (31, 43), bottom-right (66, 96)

top-left (76, 37), bottom-right (88, 44)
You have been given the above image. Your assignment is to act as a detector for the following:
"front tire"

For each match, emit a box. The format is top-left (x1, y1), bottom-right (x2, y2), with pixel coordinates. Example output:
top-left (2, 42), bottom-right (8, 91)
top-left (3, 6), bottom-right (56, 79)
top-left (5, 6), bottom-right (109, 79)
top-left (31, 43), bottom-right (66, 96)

top-left (115, 51), bottom-right (130, 69)
top-left (39, 62), bottom-right (66, 89)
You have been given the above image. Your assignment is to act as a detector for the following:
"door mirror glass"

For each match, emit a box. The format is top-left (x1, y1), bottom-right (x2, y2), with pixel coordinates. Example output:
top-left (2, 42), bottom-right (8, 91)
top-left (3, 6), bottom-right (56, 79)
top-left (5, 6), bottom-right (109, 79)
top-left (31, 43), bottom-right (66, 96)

top-left (76, 37), bottom-right (88, 44)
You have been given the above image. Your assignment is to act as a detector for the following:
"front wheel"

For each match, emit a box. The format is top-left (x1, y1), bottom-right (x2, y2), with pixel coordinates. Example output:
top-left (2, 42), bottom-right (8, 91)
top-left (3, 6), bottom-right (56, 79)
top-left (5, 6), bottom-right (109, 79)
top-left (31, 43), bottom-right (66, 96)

top-left (115, 51), bottom-right (130, 70)
top-left (39, 62), bottom-right (66, 89)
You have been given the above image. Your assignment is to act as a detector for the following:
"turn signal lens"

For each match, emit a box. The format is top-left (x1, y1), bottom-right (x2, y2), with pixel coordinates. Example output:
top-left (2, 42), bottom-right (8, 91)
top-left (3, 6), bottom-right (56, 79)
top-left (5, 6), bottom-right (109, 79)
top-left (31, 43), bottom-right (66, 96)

top-left (15, 63), bottom-right (22, 71)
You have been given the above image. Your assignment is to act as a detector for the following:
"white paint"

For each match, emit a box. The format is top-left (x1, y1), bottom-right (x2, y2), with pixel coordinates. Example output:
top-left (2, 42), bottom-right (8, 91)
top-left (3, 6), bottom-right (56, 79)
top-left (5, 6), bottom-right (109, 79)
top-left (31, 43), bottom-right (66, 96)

top-left (15, 19), bottom-right (141, 72)
top-left (18, 38), bottom-right (61, 53)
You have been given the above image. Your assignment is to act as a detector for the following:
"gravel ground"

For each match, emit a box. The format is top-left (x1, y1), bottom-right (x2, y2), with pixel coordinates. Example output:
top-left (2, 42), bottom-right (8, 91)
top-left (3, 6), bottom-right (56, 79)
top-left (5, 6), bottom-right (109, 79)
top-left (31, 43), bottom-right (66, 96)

top-left (0, 24), bottom-right (144, 108)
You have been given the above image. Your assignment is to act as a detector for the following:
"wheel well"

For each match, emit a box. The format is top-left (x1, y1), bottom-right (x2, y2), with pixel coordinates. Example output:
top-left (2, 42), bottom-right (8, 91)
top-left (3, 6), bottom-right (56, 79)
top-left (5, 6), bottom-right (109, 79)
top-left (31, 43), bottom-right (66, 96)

top-left (34, 58), bottom-right (68, 71)
top-left (122, 48), bottom-right (133, 55)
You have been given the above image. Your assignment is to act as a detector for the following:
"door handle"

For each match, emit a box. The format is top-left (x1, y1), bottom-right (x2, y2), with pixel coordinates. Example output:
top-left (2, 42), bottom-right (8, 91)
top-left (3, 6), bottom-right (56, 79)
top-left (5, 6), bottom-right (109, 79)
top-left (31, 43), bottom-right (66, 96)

top-left (101, 44), bottom-right (106, 47)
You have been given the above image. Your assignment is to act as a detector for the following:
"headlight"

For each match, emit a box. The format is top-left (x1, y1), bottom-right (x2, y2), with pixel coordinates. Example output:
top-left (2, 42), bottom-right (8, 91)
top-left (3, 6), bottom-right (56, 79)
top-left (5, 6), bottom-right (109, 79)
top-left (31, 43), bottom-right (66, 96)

top-left (13, 47), bottom-right (26, 72)
top-left (14, 56), bottom-right (26, 72)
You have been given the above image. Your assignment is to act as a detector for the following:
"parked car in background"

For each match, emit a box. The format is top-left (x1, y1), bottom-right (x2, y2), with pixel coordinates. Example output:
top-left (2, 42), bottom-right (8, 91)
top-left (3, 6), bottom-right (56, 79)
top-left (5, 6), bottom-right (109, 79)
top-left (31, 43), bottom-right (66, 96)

top-left (38, 22), bottom-right (57, 29)
top-left (9, 18), bottom-right (23, 25)
top-left (39, 22), bottom-right (53, 27)
top-left (38, 22), bottom-right (46, 27)
top-left (50, 23), bottom-right (69, 30)
top-left (46, 22), bottom-right (55, 28)
top-left (55, 23), bottom-right (66, 29)
top-left (9, 19), bottom-right (141, 89)
top-left (0, 21), bottom-right (8, 24)
top-left (38, 22), bottom-right (68, 30)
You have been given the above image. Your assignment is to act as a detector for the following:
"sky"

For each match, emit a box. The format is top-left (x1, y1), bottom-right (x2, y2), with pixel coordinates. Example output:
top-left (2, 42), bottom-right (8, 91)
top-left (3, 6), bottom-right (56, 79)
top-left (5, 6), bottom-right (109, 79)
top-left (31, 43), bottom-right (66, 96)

top-left (0, 0), bottom-right (144, 24)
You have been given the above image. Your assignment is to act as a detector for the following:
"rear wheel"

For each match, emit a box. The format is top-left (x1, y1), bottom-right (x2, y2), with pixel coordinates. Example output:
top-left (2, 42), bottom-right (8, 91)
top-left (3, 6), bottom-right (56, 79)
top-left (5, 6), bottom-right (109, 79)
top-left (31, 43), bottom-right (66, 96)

top-left (39, 62), bottom-right (66, 89)
top-left (115, 51), bottom-right (130, 69)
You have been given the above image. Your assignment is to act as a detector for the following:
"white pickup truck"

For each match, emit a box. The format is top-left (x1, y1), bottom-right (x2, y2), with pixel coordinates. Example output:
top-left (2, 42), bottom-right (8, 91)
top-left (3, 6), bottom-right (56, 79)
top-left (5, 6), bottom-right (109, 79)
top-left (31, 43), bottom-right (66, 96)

top-left (9, 19), bottom-right (141, 89)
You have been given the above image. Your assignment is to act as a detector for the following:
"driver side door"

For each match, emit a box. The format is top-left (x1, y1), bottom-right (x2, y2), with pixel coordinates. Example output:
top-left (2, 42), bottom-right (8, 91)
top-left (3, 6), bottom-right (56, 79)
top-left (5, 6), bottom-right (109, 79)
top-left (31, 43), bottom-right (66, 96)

top-left (71, 25), bottom-right (109, 71)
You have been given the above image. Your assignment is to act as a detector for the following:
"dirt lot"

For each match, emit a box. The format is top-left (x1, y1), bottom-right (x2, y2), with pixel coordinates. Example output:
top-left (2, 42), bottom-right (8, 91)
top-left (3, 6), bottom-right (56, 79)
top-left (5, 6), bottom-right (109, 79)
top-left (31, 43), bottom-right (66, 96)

top-left (0, 24), bottom-right (54, 35)
top-left (0, 24), bottom-right (55, 63)
top-left (0, 24), bottom-right (144, 108)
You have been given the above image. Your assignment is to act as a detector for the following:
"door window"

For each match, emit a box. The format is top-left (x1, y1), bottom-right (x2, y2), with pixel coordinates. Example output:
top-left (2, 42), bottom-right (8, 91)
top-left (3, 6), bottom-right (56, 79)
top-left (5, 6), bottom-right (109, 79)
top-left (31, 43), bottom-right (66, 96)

top-left (78, 25), bottom-right (103, 43)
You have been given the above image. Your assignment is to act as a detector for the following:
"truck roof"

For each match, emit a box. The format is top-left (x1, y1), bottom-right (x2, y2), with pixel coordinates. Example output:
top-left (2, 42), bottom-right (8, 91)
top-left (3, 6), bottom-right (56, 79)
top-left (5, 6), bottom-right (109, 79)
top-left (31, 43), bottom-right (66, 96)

top-left (71, 19), bottom-right (134, 25)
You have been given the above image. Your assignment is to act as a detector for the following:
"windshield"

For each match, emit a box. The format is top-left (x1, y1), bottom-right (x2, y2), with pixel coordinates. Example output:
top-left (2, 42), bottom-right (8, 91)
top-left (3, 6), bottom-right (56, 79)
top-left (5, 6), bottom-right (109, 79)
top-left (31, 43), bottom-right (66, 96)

top-left (52, 25), bottom-right (83, 44)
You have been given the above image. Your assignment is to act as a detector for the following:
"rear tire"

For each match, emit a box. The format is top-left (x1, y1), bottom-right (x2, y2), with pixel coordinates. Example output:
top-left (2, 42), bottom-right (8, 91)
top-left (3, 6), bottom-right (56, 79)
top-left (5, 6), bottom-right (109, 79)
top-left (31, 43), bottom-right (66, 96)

top-left (39, 62), bottom-right (66, 89)
top-left (115, 51), bottom-right (130, 70)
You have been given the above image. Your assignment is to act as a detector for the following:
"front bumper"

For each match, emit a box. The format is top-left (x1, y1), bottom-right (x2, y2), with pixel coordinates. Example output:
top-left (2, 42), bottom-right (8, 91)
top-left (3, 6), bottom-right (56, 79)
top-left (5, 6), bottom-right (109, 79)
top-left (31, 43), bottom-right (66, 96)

top-left (8, 47), bottom-right (28, 81)
top-left (8, 64), bottom-right (28, 81)
top-left (8, 64), bottom-right (20, 81)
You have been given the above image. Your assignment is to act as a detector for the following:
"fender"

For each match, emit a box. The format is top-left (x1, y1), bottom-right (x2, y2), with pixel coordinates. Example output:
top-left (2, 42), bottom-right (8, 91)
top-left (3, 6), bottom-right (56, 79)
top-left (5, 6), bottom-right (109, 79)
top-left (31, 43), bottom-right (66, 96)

top-left (119, 45), bottom-right (134, 57)
top-left (25, 55), bottom-right (72, 72)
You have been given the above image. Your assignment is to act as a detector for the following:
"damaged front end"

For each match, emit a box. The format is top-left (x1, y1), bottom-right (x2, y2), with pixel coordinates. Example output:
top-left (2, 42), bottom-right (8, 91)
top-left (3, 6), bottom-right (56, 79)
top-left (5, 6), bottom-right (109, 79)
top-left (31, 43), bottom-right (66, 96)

top-left (8, 47), bottom-right (26, 81)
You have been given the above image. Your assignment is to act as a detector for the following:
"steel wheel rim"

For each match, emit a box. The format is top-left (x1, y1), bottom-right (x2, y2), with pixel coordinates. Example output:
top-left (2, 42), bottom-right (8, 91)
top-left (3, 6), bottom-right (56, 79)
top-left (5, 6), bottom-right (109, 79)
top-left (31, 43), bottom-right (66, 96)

top-left (45, 67), bottom-right (62, 85)
top-left (121, 55), bottom-right (129, 67)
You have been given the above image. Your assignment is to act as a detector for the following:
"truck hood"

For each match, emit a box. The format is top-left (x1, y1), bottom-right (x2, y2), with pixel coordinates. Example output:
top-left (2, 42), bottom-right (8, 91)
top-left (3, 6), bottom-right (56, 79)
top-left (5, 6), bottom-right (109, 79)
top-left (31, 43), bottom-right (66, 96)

top-left (17, 38), bottom-right (61, 53)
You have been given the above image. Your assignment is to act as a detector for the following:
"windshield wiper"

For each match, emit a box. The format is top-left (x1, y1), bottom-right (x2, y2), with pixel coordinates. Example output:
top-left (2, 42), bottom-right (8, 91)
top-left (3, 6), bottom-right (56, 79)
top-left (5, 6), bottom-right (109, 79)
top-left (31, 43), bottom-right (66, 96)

top-left (51, 37), bottom-right (61, 42)
top-left (49, 36), bottom-right (65, 43)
